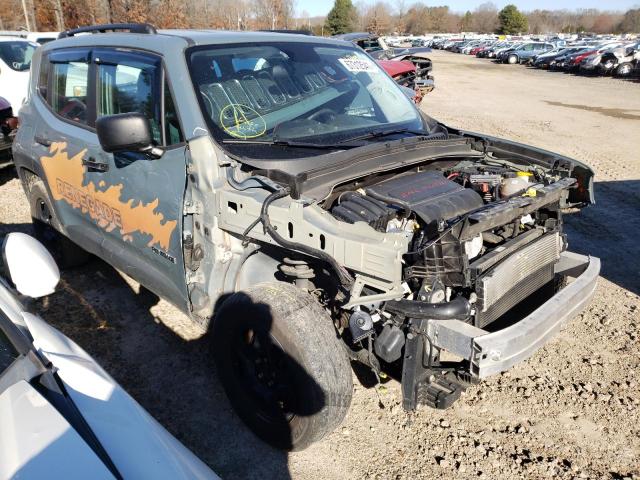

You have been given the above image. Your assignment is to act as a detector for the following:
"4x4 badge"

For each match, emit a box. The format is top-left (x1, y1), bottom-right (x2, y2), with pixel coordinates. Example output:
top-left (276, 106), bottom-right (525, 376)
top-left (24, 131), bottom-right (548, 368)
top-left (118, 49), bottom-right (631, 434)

top-left (40, 142), bottom-right (177, 251)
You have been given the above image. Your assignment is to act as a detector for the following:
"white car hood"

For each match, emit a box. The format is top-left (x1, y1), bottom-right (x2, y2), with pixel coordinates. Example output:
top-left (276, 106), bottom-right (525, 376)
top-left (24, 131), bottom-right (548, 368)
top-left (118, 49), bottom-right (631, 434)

top-left (23, 312), bottom-right (218, 480)
top-left (0, 380), bottom-right (115, 479)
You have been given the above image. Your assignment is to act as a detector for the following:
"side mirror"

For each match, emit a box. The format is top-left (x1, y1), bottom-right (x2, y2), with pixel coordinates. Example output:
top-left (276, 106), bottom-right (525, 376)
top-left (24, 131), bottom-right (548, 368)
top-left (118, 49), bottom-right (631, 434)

top-left (96, 113), bottom-right (163, 158)
top-left (2, 233), bottom-right (60, 298)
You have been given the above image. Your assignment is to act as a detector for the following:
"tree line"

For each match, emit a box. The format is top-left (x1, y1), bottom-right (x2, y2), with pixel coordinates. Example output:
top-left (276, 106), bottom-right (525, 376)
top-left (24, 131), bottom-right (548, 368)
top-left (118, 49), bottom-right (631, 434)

top-left (332, 1), bottom-right (640, 36)
top-left (0, 0), bottom-right (295, 31)
top-left (1, 0), bottom-right (638, 35)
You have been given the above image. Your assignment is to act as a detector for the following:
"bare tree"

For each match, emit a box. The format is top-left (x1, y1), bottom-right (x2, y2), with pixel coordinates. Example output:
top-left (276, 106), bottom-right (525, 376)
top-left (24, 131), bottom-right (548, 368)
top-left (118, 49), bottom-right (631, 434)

top-left (472, 2), bottom-right (498, 33)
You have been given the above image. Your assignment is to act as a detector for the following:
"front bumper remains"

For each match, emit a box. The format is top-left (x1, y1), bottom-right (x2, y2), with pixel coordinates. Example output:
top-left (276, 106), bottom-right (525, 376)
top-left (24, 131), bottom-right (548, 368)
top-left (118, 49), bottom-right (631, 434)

top-left (401, 251), bottom-right (600, 410)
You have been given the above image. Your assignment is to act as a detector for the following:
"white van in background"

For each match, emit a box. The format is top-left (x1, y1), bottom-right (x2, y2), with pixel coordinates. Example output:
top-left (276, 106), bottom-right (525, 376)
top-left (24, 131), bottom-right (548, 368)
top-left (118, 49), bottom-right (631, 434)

top-left (0, 37), bottom-right (37, 113)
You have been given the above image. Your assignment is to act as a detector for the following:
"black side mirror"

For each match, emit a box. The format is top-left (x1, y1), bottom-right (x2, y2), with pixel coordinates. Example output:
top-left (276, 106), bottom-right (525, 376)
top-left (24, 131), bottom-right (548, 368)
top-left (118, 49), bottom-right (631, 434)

top-left (96, 113), bottom-right (162, 158)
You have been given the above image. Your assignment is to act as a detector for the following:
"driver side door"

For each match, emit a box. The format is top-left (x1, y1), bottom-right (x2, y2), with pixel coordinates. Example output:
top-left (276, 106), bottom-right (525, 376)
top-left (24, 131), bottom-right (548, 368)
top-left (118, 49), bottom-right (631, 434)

top-left (83, 48), bottom-right (189, 309)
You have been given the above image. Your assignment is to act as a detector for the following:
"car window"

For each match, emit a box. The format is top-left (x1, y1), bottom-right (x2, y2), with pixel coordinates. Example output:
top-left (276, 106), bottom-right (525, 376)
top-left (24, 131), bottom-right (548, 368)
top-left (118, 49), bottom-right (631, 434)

top-left (0, 41), bottom-right (36, 71)
top-left (38, 55), bottom-right (50, 101)
top-left (164, 80), bottom-right (183, 145)
top-left (51, 61), bottom-right (89, 125)
top-left (188, 42), bottom-right (422, 150)
top-left (98, 60), bottom-right (161, 144)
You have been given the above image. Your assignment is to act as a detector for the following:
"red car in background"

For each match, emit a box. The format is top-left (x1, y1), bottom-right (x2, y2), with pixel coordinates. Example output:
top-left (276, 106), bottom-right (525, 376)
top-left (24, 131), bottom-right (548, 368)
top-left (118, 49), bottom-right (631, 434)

top-left (376, 59), bottom-right (426, 103)
top-left (565, 49), bottom-right (597, 71)
top-left (470, 45), bottom-right (488, 56)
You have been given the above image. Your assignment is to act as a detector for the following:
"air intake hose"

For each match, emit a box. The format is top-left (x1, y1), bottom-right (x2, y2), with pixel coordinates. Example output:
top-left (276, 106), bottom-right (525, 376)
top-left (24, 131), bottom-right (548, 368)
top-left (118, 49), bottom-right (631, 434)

top-left (384, 296), bottom-right (471, 320)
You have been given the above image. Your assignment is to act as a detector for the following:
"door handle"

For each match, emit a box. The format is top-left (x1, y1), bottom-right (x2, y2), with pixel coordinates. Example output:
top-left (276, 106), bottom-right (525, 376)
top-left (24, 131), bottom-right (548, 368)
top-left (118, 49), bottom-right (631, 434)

top-left (82, 156), bottom-right (109, 172)
top-left (34, 135), bottom-right (52, 147)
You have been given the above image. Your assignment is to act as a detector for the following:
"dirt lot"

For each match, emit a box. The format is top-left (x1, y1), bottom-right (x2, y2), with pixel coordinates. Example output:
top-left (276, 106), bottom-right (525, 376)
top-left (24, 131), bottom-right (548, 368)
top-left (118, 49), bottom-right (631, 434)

top-left (1, 50), bottom-right (639, 479)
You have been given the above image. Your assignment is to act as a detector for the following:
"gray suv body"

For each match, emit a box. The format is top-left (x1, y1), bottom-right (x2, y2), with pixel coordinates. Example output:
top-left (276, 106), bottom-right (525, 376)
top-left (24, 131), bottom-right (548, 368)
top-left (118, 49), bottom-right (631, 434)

top-left (13, 24), bottom-right (599, 451)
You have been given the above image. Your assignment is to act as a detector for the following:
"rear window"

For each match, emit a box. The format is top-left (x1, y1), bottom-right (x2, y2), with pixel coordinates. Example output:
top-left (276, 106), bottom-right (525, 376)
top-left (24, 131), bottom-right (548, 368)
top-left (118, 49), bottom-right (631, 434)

top-left (0, 41), bottom-right (36, 71)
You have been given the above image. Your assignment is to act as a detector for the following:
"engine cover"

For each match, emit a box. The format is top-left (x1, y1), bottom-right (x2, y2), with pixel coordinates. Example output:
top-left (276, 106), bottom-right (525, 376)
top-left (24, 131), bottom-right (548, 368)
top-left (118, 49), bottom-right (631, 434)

top-left (368, 170), bottom-right (484, 225)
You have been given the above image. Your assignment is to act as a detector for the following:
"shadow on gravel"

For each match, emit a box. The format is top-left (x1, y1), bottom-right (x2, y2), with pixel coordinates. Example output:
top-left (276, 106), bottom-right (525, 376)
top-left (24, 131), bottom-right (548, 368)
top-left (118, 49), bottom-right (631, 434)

top-left (564, 179), bottom-right (640, 295)
top-left (0, 164), bottom-right (17, 188)
top-left (1, 222), bottom-right (298, 479)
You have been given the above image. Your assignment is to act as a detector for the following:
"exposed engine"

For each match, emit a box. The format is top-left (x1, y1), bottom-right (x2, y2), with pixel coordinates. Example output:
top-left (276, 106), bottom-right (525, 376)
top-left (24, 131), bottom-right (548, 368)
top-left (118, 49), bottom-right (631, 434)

top-left (328, 159), bottom-right (570, 376)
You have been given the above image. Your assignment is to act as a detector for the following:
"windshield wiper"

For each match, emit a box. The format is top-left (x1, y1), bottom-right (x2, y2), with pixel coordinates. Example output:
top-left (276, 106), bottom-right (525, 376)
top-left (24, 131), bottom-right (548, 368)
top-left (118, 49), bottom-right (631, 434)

top-left (221, 138), bottom-right (358, 149)
top-left (334, 128), bottom-right (435, 145)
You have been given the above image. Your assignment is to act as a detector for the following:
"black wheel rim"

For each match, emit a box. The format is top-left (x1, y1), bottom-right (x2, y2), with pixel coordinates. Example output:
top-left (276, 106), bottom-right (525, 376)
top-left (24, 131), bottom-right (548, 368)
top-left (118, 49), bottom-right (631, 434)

top-left (232, 328), bottom-right (296, 425)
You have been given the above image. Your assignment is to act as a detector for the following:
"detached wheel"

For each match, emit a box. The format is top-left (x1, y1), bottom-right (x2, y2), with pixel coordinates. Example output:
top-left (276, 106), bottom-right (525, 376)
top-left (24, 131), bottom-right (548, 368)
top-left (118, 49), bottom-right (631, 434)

top-left (27, 177), bottom-right (90, 268)
top-left (212, 282), bottom-right (353, 451)
top-left (507, 54), bottom-right (518, 64)
top-left (615, 63), bottom-right (632, 77)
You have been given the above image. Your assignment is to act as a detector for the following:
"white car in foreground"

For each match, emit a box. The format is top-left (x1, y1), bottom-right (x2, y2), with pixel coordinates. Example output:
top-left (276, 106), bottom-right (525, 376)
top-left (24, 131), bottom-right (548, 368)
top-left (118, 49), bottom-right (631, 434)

top-left (0, 233), bottom-right (218, 479)
top-left (0, 37), bottom-right (37, 113)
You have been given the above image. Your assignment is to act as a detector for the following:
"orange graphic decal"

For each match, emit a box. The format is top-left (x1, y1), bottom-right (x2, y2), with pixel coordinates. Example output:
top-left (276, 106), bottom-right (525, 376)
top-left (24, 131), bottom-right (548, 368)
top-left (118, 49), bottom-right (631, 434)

top-left (41, 142), bottom-right (177, 251)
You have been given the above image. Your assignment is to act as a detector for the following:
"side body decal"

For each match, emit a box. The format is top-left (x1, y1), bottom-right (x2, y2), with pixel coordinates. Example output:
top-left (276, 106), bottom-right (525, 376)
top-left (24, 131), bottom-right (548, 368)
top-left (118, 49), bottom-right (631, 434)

top-left (41, 142), bottom-right (177, 251)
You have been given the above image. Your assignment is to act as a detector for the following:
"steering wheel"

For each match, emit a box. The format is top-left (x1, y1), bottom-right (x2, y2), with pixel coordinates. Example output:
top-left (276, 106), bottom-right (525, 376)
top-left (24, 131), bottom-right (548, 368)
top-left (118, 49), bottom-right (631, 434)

top-left (308, 108), bottom-right (337, 124)
top-left (58, 99), bottom-right (87, 122)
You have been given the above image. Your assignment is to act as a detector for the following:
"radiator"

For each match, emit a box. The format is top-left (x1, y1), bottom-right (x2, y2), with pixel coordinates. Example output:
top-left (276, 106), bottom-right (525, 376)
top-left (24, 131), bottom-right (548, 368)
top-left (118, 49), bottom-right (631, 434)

top-left (476, 232), bottom-right (562, 328)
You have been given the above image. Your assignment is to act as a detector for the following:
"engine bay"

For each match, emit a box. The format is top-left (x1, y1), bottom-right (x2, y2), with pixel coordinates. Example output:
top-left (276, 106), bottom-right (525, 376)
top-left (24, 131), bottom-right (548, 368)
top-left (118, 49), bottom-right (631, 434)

top-left (324, 156), bottom-right (572, 373)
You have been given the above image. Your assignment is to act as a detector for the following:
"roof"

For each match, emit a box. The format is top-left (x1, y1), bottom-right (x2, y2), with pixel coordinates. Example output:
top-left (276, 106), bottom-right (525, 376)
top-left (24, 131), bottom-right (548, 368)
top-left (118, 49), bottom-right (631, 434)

top-left (47, 28), bottom-right (350, 51)
top-left (161, 29), bottom-right (347, 46)
top-left (0, 36), bottom-right (32, 42)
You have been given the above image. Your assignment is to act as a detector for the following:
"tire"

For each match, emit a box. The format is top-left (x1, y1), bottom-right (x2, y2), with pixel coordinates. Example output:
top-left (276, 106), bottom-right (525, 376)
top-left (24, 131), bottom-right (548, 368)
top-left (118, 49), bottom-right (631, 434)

top-left (615, 63), bottom-right (632, 77)
top-left (26, 176), bottom-right (90, 268)
top-left (212, 282), bottom-right (353, 451)
top-left (507, 54), bottom-right (518, 64)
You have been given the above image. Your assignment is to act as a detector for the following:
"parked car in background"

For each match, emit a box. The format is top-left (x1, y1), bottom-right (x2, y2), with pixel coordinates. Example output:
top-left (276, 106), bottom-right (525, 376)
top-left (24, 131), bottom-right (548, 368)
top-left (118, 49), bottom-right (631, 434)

top-left (470, 42), bottom-right (496, 56)
top-left (499, 42), bottom-right (555, 64)
top-left (532, 46), bottom-right (588, 69)
top-left (335, 32), bottom-right (435, 98)
top-left (488, 42), bottom-right (520, 59)
top-left (563, 43), bottom-right (623, 72)
top-left (0, 96), bottom-right (17, 166)
top-left (0, 37), bottom-right (37, 112)
top-left (594, 42), bottom-right (640, 76)
top-left (0, 232), bottom-right (218, 479)
top-left (1, 31), bottom-right (59, 45)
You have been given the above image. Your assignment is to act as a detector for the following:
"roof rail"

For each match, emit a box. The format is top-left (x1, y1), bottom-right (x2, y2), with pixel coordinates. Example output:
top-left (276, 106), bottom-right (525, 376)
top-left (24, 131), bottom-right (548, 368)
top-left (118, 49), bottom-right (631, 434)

top-left (58, 23), bottom-right (156, 39)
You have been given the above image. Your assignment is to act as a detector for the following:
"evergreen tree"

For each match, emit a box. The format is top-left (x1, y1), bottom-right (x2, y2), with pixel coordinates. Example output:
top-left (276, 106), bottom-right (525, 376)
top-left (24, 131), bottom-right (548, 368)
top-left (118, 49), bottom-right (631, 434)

top-left (461, 11), bottom-right (473, 31)
top-left (498, 4), bottom-right (528, 34)
top-left (325, 0), bottom-right (356, 35)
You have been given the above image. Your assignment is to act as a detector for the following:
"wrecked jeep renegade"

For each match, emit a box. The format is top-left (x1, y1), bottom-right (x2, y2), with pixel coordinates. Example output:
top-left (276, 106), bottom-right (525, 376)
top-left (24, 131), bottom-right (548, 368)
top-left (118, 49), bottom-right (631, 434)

top-left (13, 24), bottom-right (600, 451)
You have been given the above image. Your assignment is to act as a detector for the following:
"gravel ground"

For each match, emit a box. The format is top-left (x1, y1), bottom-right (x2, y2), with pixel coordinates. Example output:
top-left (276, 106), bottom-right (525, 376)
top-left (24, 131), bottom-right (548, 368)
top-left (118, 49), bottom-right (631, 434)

top-left (1, 50), bottom-right (639, 479)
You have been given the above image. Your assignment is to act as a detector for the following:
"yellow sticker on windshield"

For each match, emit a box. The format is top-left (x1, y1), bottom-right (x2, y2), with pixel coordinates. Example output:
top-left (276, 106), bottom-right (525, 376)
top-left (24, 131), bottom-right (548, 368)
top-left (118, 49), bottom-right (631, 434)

top-left (220, 104), bottom-right (266, 139)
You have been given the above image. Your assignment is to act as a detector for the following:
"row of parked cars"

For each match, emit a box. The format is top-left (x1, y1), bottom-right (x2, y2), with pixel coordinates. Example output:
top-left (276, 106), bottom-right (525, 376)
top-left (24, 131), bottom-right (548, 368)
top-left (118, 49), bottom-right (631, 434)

top-left (441, 37), bottom-right (640, 77)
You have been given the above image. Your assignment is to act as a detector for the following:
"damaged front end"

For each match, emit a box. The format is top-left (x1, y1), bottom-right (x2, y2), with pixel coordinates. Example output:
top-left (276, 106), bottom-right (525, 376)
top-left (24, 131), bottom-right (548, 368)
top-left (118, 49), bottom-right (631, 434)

top-left (317, 134), bottom-right (598, 410)
top-left (211, 128), bottom-right (598, 411)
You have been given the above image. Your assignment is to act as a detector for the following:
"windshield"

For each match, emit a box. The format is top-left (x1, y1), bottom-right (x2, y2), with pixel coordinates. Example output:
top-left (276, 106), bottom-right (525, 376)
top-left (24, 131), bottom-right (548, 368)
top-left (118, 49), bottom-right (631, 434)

top-left (0, 41), bottom-right (36, 72)
top-left (187, 41), bottom-right (423, 154)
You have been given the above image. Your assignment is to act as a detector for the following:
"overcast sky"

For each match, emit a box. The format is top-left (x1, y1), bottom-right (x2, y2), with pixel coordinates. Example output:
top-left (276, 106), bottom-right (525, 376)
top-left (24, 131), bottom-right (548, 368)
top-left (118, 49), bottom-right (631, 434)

top-left (297, 0), bottom-right (639, 17)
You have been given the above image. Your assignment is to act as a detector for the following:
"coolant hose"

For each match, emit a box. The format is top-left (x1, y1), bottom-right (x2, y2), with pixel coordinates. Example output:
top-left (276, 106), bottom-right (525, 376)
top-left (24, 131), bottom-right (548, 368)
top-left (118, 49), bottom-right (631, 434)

top-left (384, 296), bottom-right (471, 320)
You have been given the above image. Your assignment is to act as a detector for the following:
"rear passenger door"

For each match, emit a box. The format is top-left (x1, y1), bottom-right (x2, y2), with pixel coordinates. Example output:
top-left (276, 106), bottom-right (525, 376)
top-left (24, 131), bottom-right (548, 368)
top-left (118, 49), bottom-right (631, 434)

top-left (34, 48), bottom-right (106, 253)
top-left (86, 48), bottom-right (188, 308)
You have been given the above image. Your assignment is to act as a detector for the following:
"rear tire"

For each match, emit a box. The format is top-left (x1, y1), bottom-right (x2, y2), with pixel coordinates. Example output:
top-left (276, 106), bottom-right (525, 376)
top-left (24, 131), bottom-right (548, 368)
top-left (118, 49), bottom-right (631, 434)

top-left (212, 282), bottom-right (353, 451)
top-left (26, 177), bottom-right (90, 268)
top-left (615, 63), bottom-right (632, 77)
